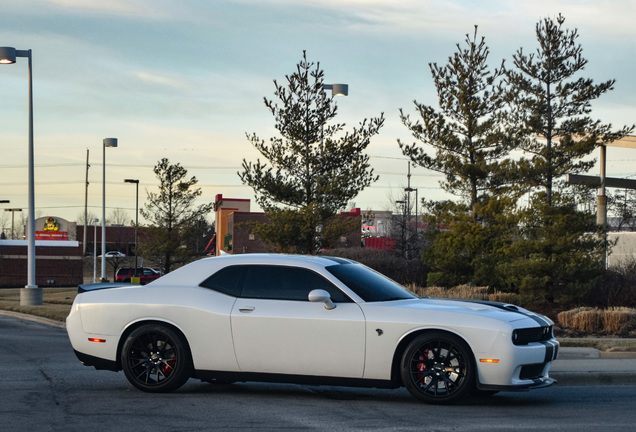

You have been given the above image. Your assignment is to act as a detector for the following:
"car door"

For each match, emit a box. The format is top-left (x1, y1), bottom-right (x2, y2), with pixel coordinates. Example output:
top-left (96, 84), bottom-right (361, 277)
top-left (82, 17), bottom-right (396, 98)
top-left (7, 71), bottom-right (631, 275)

top-left (230, 265), bottom-right (366, 378)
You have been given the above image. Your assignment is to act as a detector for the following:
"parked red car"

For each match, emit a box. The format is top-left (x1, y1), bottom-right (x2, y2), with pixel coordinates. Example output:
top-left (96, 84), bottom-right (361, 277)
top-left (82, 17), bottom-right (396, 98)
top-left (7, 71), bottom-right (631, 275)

top-left (115, 267), bottom-right (162, 284)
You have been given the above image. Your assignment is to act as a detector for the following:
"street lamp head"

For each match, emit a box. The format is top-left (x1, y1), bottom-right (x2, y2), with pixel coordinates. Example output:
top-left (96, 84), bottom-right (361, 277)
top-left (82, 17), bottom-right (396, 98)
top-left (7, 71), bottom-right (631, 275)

top-left (323, 83), bottom-right (349, 96)
top-left (103, 138), bottom-right (118, 148)
top-left (124, 179), bottom-right (139, 184)
top-left (0, 47), bottom-right (16, 64)
top-left (0, 47), bottom-right (30, 64)
top-left (331, 84), bottom-right (348, 96)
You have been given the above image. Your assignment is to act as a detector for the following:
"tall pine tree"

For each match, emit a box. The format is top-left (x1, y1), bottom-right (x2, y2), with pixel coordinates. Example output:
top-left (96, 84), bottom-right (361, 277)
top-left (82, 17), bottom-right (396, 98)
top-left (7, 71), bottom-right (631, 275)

top-left (506, 13), bottom-right (633, 205)
top-left (398, 27), bottom-right (516, 287)
top-left (239, 51), bottom-right (384, 253)
top-left (501, 14), bottom-right (632, 306)
top-left (399, 27), bottom-right (510, 221)
top-left (139, 158), bottom-right (213, 272)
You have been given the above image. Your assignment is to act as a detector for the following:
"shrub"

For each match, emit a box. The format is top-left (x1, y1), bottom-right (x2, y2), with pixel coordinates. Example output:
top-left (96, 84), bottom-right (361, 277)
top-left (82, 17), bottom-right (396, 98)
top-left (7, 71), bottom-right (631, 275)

top-left (414, 285), bottom-right (489, 300)
top-left (557, 307), bottom-right (636, 335)
top-left (584, 259), bottom-right (636, 308)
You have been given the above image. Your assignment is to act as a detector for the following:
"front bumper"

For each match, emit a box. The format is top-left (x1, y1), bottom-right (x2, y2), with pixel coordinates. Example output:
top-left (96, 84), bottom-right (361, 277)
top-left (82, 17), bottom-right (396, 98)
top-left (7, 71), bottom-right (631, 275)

top-left (475, 335), bottom-right (560, 391)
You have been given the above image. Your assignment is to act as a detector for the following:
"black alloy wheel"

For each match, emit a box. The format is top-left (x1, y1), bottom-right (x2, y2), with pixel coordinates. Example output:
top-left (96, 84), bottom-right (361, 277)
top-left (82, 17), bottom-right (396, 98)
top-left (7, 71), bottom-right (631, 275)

top-left (121, 324), bottom-right (192, 392)
top-left (400, 332), bottom-right (474, 404)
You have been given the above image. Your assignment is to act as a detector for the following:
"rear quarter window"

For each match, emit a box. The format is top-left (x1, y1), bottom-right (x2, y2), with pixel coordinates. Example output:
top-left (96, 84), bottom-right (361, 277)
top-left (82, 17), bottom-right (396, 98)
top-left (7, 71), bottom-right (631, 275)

top-left (199, 265), bottom-right (247, 297)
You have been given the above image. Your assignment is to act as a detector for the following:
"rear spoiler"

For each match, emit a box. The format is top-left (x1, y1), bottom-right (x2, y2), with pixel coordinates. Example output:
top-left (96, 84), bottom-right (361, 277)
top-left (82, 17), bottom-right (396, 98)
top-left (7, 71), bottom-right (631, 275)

top-left (77, 282), bottom-right (136, 293)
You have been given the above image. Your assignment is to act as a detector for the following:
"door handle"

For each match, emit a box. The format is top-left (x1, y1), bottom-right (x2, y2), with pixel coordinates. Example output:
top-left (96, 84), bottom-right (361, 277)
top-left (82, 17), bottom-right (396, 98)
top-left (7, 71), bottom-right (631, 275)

top-left (238, 306), bottom-right (255, 313)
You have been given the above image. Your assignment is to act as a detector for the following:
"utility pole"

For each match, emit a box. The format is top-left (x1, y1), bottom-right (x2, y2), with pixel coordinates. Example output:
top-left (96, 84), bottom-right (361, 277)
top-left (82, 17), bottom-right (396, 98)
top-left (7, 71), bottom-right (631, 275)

top-left (83, 148), bottom-right (90, 256)
top-left (404, 162), bottom-right (418, 259)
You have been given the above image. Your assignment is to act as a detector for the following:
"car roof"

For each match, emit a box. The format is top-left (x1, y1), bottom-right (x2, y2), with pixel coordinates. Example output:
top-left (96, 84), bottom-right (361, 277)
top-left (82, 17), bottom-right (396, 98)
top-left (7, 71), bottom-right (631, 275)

top-left (148, 254), bottom-right (356, 287)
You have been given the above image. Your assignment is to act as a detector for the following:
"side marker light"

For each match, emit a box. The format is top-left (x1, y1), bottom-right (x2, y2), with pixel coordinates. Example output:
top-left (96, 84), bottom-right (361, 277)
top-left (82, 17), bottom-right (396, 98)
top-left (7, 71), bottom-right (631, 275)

top-left (88, 338), bottom-right (106, 343)
top-left (480, 359), bottom-right (500, 363)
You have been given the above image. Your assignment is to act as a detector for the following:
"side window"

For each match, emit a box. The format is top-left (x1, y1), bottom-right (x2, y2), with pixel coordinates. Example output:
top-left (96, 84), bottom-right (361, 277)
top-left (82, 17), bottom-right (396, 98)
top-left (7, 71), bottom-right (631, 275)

top-left (199, 265), bottom-right (246, 297)
top-left (241, 266), bottom-right (351, 302)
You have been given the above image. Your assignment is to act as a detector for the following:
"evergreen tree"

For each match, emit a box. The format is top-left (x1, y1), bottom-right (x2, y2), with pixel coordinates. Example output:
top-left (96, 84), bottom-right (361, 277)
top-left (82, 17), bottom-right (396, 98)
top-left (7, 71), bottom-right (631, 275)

top-left (398, 27), bottom-right (517, 288)
top-left (500, 194), bottom-right (605, 306)
top-left (506, 13), bottom-right (633, 205)
top-left (139, 158), bottom-right (213, 272)
top-left (502, 14), bottom-right (633, 306)
top-left (239, 51), bottom-right (384, 253)
top-left (399, 27), bottom-right (510, 221)
top-left (421, 197), bottom-right (518, 288)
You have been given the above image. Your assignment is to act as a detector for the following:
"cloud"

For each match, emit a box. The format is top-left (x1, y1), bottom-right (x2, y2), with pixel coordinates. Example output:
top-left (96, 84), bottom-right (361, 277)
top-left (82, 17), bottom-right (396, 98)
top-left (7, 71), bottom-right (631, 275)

top-left (518, 0), bottom-right (636, 37)
top-left (44, 0), bottom-right (141, 14)
top-left (133, 71), bottom-right (190, 89)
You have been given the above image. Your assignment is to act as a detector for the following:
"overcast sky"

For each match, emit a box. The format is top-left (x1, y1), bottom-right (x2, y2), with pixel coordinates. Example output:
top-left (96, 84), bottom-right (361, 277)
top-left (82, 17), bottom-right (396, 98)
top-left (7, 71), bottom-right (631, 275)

top-left (1, 0), bottom-right (635, 227)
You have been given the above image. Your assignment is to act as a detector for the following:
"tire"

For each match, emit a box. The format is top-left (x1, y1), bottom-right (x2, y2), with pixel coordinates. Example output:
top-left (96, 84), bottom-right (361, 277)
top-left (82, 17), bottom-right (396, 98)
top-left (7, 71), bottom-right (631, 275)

top-left (121, 324), bottom-right (192, 393)
top-left (400, 332), bottom-right (474, 404)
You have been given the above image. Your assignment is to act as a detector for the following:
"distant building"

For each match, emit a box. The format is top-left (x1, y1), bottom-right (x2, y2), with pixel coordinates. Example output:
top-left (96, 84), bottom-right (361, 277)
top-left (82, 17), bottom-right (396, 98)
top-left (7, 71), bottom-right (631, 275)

top-left (0, 216), bottom-right (83, 288)
top-left (608, 232), bottom-right (636, 267)
top-left (213, 194), bottom-right (363, 255)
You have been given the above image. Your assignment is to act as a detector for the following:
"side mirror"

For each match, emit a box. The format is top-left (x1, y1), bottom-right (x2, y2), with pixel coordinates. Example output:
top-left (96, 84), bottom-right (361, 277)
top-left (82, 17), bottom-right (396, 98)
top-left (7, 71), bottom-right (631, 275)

top-left (308, 289), bottom-right (336, 310)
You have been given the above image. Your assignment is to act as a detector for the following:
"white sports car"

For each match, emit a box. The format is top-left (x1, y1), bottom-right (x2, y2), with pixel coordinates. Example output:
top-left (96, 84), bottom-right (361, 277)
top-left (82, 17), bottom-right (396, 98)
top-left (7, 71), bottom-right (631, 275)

top-left (66, 254), bottom-right (559, 404)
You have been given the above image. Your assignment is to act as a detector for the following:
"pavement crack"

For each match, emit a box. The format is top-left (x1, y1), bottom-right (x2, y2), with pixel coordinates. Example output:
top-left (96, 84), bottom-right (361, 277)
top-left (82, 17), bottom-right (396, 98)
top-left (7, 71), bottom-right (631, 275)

top-left (39, 369), bottom-right (61, 406)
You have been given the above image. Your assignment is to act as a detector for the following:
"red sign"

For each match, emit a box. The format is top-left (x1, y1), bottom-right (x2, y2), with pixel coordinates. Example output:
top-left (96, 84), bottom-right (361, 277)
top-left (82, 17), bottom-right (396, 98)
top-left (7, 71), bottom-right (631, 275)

top-left (35, 231), bottom-right (69, 240)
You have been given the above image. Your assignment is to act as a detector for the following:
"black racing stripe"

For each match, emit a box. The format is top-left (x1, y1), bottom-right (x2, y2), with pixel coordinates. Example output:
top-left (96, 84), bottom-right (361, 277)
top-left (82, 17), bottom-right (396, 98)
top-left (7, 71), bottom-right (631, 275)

top-left (437, 298), bottom-right (551, 326)
top-left (543, 343), bottom-right (554, 363)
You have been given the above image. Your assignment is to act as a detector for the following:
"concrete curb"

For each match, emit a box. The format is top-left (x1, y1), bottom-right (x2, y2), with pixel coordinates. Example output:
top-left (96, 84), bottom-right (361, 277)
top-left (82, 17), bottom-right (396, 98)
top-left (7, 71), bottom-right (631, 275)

top-left (550, 347), bottom-right (636, 386)
top-left (550, 370), bottom-right (636, 386)
top-left (0, 310), bottom-right (66, 329)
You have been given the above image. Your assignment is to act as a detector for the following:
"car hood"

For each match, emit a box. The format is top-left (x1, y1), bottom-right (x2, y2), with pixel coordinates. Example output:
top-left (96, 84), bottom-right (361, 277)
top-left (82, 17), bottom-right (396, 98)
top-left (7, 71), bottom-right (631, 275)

top-left (382, 297), bottom-right (553, 326)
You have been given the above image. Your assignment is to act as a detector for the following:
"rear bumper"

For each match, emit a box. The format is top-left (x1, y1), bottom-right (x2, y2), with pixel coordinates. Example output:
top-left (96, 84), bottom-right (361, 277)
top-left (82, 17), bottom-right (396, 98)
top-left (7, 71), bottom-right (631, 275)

top-left (73, 349), bottom-right (119, 372)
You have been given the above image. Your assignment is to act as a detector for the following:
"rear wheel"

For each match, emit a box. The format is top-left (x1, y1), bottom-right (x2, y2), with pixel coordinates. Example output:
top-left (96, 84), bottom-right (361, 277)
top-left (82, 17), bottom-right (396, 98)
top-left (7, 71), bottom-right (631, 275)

top-left (400, 332), bottom-right (474, 404)
top-left (121, 324), bottom-right (192, 392)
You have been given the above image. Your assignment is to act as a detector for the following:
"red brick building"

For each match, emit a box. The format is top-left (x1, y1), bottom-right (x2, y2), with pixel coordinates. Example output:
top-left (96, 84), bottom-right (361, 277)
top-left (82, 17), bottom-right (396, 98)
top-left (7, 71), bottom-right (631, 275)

top-left (0, 240), bottom-right (83, 288)
top-left (214, 194), bottom-right (363, 255)
top-left (0, 217), bottom-right (137, 288)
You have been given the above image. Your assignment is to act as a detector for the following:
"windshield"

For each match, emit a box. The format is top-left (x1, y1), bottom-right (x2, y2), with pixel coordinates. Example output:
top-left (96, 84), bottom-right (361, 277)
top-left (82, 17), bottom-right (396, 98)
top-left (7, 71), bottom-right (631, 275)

top-left (325, 263), bottom-right (417, 302)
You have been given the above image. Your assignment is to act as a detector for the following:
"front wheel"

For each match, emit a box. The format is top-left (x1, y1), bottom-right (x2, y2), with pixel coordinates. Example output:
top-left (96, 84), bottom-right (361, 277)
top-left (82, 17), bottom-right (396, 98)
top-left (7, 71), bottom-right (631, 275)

top-left (400, 332), bottom-right (474, 404)
top-left (121, 324), bottom-right (192, 392)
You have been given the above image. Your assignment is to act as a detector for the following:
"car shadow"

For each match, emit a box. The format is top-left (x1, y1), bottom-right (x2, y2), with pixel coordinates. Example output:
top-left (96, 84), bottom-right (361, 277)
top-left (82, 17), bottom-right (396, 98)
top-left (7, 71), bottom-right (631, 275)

top-left (178, 380), bottom-right (554, 407)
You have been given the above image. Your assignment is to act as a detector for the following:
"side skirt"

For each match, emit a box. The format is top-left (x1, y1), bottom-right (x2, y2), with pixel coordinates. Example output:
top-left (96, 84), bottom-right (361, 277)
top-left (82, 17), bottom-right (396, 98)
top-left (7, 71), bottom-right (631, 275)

top-left (194, 370), bottom-right (396, 390)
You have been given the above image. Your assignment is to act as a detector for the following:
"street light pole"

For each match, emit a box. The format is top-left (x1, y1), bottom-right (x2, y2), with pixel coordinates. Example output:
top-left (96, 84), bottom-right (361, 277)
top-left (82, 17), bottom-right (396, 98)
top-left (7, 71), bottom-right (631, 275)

top-left (0, 47), bottom-right (41, 305)
top-left (124, 179), bottom-right (139, 273)
top-left (102, 138), bottom-right (117, 282)
top-left (93, 218), bottom-right (99, 283)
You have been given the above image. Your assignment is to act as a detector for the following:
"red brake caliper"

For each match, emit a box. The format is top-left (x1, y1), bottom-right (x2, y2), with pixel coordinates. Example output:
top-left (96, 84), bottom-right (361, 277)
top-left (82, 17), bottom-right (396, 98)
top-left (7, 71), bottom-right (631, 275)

top-left (162, 356), bottom-right (175, 376)
top-left (416, 349), bottom-right (429, 373)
